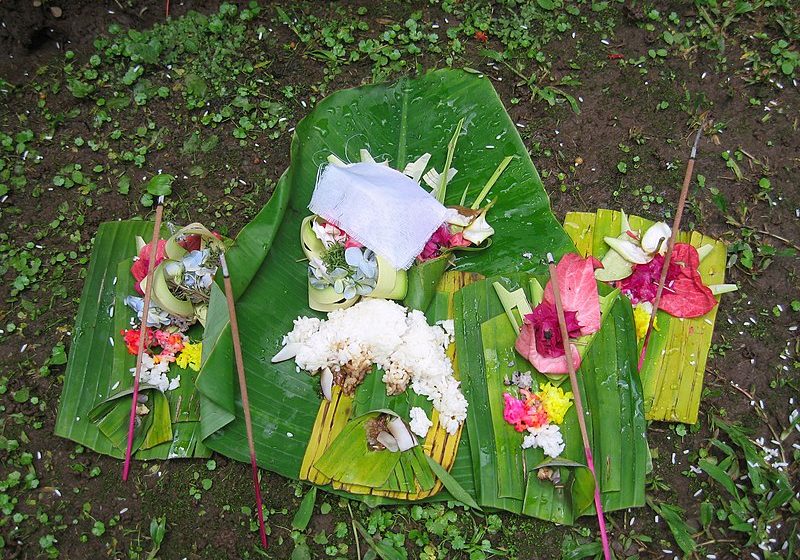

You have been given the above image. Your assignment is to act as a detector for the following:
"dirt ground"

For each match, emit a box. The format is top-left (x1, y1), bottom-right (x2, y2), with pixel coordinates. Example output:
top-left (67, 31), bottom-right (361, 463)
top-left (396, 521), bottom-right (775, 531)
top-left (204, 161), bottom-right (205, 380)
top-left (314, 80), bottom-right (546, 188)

top-left (0, 1), bottom-right (797, 559)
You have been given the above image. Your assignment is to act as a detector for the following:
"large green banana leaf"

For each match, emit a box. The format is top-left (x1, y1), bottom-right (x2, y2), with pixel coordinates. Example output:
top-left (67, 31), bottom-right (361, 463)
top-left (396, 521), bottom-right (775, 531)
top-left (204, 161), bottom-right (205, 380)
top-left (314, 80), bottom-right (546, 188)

top-left (54, 221), bottom-right (210, 459)
top-left (195, 69), bottom-right (575, 502)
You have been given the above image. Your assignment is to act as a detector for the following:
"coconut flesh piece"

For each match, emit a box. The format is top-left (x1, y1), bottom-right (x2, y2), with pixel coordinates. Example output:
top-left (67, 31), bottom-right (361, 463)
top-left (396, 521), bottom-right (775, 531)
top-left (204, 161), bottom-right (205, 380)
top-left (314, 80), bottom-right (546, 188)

top-left (375, 416), bottom-right (417, 453)
top-left (320, 367), bottom-right (333, 401)
top-left (376, 431), bottom-right (399, 452)
top-left (387, 416), bottom-right (417, 451)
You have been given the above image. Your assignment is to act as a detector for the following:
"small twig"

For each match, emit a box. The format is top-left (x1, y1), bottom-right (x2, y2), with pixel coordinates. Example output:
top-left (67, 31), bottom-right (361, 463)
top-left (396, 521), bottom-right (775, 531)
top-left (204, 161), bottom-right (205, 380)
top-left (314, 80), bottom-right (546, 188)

top-left (347, 502), bottom-right (361, 560)
top-left (547, 253), bottom-right (611, 560)
top-left (123, 195), bottom-right (165, 481)
top-left (639, 119), bottom-right (706, 369)
top-left (755, 229), bottom-right (800, 252)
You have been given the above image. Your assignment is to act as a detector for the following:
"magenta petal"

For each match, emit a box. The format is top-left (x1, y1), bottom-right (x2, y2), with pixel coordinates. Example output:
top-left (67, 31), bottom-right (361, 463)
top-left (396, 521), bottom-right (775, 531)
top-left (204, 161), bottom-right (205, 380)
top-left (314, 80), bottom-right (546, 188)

top-left (516, 317), bottom-right (582, 374)
top-left (543, 253), bottom-right (602, 336)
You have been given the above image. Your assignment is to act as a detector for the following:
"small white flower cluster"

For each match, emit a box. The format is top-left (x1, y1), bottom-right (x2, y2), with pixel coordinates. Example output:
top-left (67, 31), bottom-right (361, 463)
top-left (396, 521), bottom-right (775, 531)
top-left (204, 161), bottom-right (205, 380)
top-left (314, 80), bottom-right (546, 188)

top-left (278, 299), bottom-right (467, 434)
top-left (522, 424), bottom-right (565, 458)
top-left (132, 353), bottom-right (180, 393)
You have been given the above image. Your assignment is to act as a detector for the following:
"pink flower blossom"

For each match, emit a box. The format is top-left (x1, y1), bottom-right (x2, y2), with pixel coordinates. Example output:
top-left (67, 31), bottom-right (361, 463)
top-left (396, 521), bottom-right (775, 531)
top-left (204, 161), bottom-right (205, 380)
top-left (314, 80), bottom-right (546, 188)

top-left (131, 240), bottom-right (167, 294)
top-left (515, 253), bottom-right (602, 374)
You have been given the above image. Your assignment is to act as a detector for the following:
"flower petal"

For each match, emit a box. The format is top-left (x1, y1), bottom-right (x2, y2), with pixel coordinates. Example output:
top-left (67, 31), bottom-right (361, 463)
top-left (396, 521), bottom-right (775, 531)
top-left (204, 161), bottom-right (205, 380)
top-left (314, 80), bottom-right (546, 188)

top-left (604, 236), bottom-right (650, 264)
top-left (516, 319), bottom-right (582, 374)
top-left (543, 253), bottom-right (602, 336)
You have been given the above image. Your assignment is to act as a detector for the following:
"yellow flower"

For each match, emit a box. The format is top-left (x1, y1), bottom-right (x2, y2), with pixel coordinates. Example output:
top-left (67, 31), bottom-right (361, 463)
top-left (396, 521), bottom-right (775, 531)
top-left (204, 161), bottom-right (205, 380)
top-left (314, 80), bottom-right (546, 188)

top-left (537, 382), bottom-right (573, 425)
top-left (633, 302), bottom-right (657, 343)
top-left (176, 341), bottom-right (202, 372)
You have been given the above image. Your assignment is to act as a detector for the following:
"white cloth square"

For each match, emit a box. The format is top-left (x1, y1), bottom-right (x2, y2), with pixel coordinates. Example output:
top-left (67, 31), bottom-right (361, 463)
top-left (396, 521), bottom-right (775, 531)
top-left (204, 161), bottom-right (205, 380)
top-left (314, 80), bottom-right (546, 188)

top-left (309, 162), bottom-right (448, 270)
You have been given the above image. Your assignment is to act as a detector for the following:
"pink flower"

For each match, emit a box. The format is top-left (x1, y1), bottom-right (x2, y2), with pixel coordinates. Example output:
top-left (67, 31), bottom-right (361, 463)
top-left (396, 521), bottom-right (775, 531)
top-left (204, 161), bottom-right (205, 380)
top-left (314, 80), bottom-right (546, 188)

top-left (131, 240), bottom-right (167, 294)
top-left (619, 243), bottom-right (716, 318)
top-left (418, 225), bottom-right (453, 261)
top-left (515, 253), bottom-right (602, 374)
top-left (503, 391), bottom-right (549, 432)
top-left (418, 225), bottom-right (474, 262)
top-left (542, 253), bottom-right (602, 336)
top-left (503, 393), bottom-right (534, 432)
top-left (449, 232), bottom-right (472, 249)
top-left (344, 237), bottom-right (363, 249)
top-left (522, 302), bottom-right (581, 359)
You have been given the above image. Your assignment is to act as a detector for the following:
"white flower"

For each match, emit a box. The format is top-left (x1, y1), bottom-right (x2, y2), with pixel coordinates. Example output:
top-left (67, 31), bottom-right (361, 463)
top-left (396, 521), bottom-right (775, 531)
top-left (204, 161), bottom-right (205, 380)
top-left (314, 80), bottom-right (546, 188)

top-left (641, 222), bottom-right (671, 255)
top-left (409, 407), bottom-right (433, 438)
top-left (311, 221), bottom-right (346, 248)
top-left (522, 424), bottom-right (565, 458)
top-left (132, 353), bottom-right (180, 393)
top-left (125, 296), bottom-right (171, 327)
top-left (462, 212), bottom-right (494, 245)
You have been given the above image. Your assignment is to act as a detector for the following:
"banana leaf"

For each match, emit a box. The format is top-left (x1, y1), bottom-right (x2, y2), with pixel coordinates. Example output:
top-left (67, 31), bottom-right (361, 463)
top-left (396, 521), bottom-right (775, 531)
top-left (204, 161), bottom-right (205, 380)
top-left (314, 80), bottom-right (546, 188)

top-left (195, 69), bottom-right (575, 505)
top-left (454, 275), bottom-right (647, 523)
top-left (54, 221), bottom-right (211, 459)
top-left (563, 209), bottom-right (728, 424)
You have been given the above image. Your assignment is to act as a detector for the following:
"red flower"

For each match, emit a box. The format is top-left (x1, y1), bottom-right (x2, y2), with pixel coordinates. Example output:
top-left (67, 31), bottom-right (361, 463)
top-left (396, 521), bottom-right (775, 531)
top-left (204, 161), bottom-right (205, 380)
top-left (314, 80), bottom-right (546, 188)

top-left (178, 234), bottom-right (202, 252)
top-left (522, 302), bottom-right (581, 359)
top-left (515, 254), bottom-right (602, 373)
top-left (618, 243), bottom-right (716, 318)
top-left (121, 328), bottom-right (154, 355)
top-left (130, 239), bottom-right (167, 294)
top-left (419, 225), bottom-right (454, 261)
top-left (474, 30), bottom-right (488, 43)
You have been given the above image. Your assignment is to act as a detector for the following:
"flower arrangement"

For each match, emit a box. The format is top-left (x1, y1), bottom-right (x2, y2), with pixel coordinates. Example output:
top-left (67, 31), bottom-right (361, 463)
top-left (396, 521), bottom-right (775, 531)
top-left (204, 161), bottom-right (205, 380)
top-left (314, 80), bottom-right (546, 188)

top-left (594, 211), bottom-right (735, 328)
top-left (515, 254), bottom-right (602, 374)
top-left (502, 382), bottom-right (574, 457)
top-left (302, 118), bottom-right (510, 312)
top-left (118, 224), bottom-right (224, 405)
top-left (306, 219), bottom-right (379, 300)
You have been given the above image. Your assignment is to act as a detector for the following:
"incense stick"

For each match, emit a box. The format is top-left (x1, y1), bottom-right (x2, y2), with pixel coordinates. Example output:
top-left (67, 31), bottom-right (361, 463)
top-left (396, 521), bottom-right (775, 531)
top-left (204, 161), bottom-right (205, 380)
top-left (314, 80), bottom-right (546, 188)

top-left (220, 253), bottom-right (269, 549)
top-left (123, 195), bottom-right (165, 482)
top-left (547, 253), bottom-right (611, 560)
top-left (638, 123), bottom-right (705, 370)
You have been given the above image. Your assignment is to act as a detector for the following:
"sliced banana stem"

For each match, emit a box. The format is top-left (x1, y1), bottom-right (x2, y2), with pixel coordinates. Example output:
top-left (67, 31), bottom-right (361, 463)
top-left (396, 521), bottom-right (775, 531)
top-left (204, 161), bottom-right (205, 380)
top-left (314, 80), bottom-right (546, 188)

top-left (387, 416), bottom-right (417, 452)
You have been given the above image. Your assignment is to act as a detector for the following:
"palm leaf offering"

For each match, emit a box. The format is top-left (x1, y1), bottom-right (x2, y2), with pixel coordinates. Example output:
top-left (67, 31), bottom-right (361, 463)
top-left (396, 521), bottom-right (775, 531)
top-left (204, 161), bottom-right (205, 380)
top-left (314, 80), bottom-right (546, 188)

top-left (454, 275), bottom-right (647, 523)
top-left (54, 221), bottom-right (211, 459)
top-left (563, 209), bottom-right (732, 424)
top-left (300, 272), bottom-right (474, 500)
top-left (194, 69), bottom-right (575, 491)
top-left (59, 70), bottom-right (655, 525)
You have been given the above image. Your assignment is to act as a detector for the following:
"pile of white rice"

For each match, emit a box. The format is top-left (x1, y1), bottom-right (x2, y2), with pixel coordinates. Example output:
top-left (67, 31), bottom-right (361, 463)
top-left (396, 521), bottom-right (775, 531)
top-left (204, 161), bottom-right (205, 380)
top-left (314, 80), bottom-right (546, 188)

top-left (277, 299), bottom-right (467, 434)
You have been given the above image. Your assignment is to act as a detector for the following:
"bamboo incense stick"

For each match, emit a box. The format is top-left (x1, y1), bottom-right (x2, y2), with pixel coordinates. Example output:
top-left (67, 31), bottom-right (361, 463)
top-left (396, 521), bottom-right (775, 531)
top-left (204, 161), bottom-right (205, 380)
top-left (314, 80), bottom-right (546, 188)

top-left (219, 253), bottom-right (269, 549)
top-left (638, 123), bottom-right (705, 370)
top-left (123, 195), bottom-right (165, 482)
top-left (547, 253), bottom-right (611, 560)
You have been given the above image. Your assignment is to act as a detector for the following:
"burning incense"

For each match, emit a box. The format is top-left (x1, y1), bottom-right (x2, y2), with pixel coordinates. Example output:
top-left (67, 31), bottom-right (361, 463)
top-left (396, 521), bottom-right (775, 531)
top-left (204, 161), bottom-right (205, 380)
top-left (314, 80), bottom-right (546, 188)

top-left (638, 123), bottom-right (705, 370)
top-left (547, 252), bottom-right (611, 560)
top-left (219, 253), bottom-right (269, 549)
top-left (123, 195), bottom-right (165, 481)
